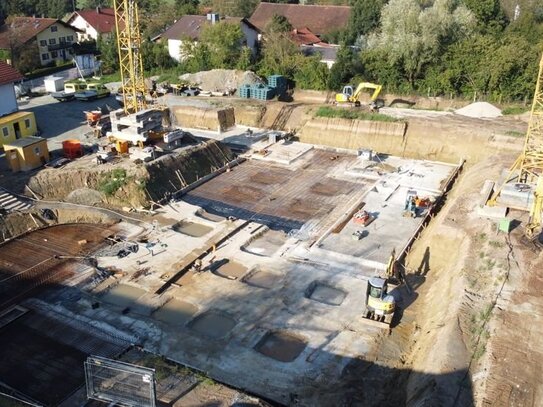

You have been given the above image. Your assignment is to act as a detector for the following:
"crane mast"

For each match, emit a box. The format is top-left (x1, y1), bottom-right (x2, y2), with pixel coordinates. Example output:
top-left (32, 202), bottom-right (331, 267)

top-left (113, 0), bottom-right (147, 114)
top-left (519, 52), bottom-right (543, 184)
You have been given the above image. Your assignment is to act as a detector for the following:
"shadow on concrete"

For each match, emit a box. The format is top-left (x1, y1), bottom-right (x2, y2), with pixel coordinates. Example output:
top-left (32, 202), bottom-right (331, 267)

top-left (0, 222), bottom-right (474, 407)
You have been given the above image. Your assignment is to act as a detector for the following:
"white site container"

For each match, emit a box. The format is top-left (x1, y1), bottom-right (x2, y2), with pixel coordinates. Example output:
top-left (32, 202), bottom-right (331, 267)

top-left (44, 76), bottom-right (64, 93)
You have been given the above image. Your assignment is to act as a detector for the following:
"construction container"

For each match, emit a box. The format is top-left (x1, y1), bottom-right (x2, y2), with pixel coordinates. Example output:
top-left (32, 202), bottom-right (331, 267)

top-left (44, 76), bottom-right (64, 92)
top-left (62, 139), bottom-right (83, 159)
top-left (0, 111), bottom-right (38, 148)
top-left (116, 140), bottom-right (129, 154)
top-left (4, 136), bottom-right (49, 172)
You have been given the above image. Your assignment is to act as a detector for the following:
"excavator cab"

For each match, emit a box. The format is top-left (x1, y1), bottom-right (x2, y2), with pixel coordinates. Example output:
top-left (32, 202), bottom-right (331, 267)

top-left (335, 82), bottom-right (383, 109)
top-left (364, 276), bottom-right (395, 325)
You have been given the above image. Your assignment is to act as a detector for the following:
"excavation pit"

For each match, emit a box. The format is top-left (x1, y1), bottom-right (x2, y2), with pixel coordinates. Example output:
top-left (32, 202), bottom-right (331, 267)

top-left (212, 259), bottom-right (248, 280)
top-left (305, 282), bottom-right (347, 306)
top-left (244, 229), bottom-right (286, 257)
top-left (152, 299), bottom-right (198, 326)
top-left (172, 221), bottom-right (213, 237)
top-left (254, 331), bottom-right (307, 363)
top-left (242, 269), bottom-right (280, 289)
top-left (187, 311), bottom-right (237, 339)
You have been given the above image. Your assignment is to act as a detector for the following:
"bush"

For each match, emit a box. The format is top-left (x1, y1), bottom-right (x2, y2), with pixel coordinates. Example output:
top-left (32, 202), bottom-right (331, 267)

top-left (98, 169), bottom-right (128, 196)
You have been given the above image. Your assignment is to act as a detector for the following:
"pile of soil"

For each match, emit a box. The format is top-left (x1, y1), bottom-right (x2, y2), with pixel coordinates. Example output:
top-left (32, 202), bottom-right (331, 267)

top-left (455, 102), bottom-right (502, 118)
top-left (179, 69), bottom-right (264, 92)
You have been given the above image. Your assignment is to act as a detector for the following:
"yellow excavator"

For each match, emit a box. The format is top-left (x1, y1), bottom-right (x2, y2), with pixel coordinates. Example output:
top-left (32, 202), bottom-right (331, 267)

top-left (363, 249), bottom-right (397, 326)
top-left (335, 82), bottom-right (383, 111)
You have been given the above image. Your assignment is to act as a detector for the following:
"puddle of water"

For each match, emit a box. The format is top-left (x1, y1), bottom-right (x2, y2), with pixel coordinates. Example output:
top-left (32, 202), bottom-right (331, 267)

top-left (188, 311), bottom-right (236, 339)
top-left (172, 221), bottom-right (213, 237)
top-left (152, 299), bottom-right (197, 326)
top-left (100, 284), bottom-right (147, 309)
top-left (213, 260), bottom-right (248, 280)
top-left (245, 230), bottom-right (286, 257)
top-left (307, 282), bottom-right (346, 306)
top-left (196, 210), bottom-right (224, 223)
top-left (255, 331), bottom-right (307, 362)
top-left (243, 269), bottom-right (279, 289)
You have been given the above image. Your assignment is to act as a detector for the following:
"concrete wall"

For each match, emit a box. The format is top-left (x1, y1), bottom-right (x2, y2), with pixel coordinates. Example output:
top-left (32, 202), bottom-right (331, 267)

top-left (172, 106), bottom-right (235, 132)
top-left (168, 39), bottom-right (183, 62)
top-left (297, 116), bottom-right (523, 164)
top-left (0, 84), bottom-right (18, 117)
top-left (240, 22), bottom-right (258, 55)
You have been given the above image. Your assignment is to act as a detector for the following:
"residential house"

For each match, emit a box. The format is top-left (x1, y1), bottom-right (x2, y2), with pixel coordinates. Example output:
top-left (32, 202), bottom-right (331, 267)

top-left (66, 7), bottom-right (121, 42)
top-left (288, 27), bottom-right (340, 68)
top-left (154, 13), bottom-right (259, 62)
top-left (0, 17), bottom-right (80, 68)
top-left (249, 2), bottom-right (351, 38)
top-left (0, 61), bottom-right (23, 117)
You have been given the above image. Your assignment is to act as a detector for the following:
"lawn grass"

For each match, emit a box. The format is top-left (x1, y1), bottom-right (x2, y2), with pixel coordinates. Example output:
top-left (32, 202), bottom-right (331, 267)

top-left (315, 106), bottom-right (401, 122)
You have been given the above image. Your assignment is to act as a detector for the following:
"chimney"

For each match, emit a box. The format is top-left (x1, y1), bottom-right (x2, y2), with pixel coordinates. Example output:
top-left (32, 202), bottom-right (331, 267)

top-left (293, 28), bottom-right (298, 34)
top-left (96, 6), bottom-right (101, 14)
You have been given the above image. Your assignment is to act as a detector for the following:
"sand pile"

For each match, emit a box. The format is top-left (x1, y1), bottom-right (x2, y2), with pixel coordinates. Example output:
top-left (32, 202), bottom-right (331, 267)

top-left (455, 102), bottom-right (502, 118)
top-left (179, 69), bottom-right (264, 92)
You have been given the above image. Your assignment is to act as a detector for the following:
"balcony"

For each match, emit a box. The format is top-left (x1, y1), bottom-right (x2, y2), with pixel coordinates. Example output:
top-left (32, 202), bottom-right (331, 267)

top-left (47, 42), bottom-right (73, 52)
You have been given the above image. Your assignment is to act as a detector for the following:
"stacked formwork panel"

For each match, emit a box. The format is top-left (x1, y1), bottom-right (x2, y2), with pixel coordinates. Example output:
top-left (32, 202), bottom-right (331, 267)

top-left (109, 108), bottom-right (164, 144)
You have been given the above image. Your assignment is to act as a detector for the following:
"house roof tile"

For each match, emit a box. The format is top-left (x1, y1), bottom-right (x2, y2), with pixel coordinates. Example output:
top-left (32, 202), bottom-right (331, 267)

top-left (69, 7), bottom-right (121, 34)
top-left (250, 2), bottom-right (351, 36)
top-left (0, 61), bottom-right (24, 85)
top-left (158, 15), bottom-right (250, 41)
top-left (0, 17), bottom-right (80, 49)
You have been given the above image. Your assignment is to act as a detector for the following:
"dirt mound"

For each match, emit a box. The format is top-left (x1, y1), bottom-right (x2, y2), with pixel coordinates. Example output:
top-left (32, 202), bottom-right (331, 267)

top-left (179, 69), bottom-right (264, 92)
top-left (455, 102), bottom-right (502, 118)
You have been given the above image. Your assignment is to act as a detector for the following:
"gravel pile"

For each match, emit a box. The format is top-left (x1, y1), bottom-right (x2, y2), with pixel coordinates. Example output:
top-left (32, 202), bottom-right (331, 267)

top-left (179, 69), bottom-right (264, 92)
top-left (455, 102), bottom-right (502, 118)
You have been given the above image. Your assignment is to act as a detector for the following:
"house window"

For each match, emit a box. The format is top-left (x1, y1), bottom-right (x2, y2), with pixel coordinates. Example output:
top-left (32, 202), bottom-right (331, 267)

top-left (51, 25), bottom-right (57, 32)
top-left (51, 51), bottom-right (58, 58)
top-left (49, 38), bottom-right (56, 45)
top-left (24, 119), bottom-right (31, 129)
top-left (59, 37), bottom-right (66, 43)
top-left (34, 146), bottom-right (41, 155)
top-left (2, 127), bottom-right (8, 137)
top-left (66, 35), bottom-right (74, 42)
top-left (39, 40), bottom-right (47, 46)
top-left (42, 53), bottom-right (49, 60)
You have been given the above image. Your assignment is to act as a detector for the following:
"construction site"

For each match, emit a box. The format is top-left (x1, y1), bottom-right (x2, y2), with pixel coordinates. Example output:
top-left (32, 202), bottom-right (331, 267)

top-left (1, 2), bottom-right (543, 407)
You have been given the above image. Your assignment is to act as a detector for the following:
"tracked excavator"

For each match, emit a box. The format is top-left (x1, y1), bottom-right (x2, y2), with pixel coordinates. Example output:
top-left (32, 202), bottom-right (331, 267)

top-left (335, 82), bottom-right (383, 111)
top-left (363, 249), bottom-right (399, 326)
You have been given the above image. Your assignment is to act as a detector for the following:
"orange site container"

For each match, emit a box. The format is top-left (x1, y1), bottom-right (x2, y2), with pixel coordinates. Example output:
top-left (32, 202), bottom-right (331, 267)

top-left (62, 139), bottom-right (83, 159)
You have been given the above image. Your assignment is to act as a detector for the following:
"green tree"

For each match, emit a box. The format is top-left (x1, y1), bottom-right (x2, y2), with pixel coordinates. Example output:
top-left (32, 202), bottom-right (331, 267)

top-left (236, 46), bottom-right (253, 71)
top-left (368, 0), bottom-right (475, 85)
top-left (294, 55), bottom-right (330, 90)
top-left (180, 39), bottom-right (212, 72)
top-left (97, 34), bottom-right (119, 74)
top-left (328, 45), bottom-right (361, 90)
top-left (199, 21), bottom-right (244, 68)
top-left (461, 0), bottom-right (507, 29)
top-left (257, 31), bottom-right (301, 78)
top-left (266, 14), bottom-right (292, 33)
top-left (343, 0), bottom-right (386, 45)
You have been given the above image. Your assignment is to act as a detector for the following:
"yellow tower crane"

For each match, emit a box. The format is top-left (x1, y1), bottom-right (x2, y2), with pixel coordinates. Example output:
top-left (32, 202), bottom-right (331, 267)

top-left (488, 50), bottom-right (543, 241)
top-left (113, 0), bottom-right (147, 114)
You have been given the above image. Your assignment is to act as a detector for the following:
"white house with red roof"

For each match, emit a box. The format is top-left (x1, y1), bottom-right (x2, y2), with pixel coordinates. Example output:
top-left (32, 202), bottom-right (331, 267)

top-left (0, 61), bottom-right (23, 117)
top-left (67, 7), bottom-right (121, 42)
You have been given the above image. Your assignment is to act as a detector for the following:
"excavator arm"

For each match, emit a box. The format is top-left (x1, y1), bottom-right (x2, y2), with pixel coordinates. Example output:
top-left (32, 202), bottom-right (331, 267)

top-left (351, 82), bottom-right (382, 102)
